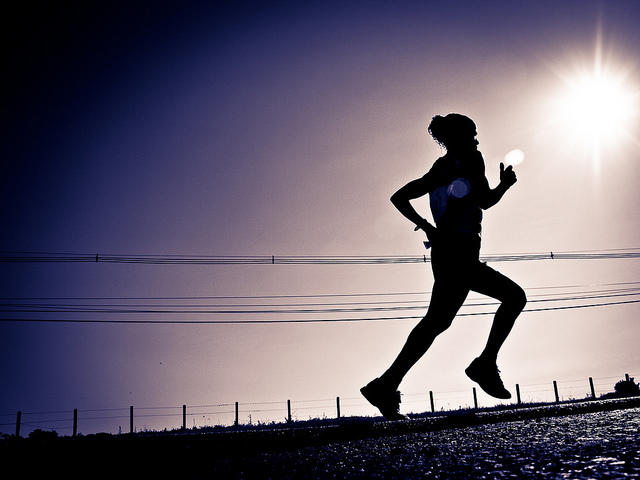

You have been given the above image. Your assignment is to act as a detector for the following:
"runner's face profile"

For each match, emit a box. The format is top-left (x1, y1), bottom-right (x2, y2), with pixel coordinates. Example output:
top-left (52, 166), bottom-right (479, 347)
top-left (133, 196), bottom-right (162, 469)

top-left (448, 128), bottom-right (479, 154)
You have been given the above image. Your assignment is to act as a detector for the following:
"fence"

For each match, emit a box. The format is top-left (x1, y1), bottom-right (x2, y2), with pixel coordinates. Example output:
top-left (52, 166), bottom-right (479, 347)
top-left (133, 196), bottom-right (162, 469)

top-left (2, 373), bottom-right (636, 438)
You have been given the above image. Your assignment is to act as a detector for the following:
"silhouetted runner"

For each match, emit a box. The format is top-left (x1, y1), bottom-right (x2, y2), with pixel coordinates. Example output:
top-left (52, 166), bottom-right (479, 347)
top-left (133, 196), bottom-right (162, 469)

top-left (361, 113), bottom-right (527, 420)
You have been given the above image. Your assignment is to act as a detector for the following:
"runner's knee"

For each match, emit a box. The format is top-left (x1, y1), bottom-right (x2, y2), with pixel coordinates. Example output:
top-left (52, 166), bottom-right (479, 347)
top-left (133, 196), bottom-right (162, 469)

top-left (425, 311), bottom-right (455, 335)
top-left (432, 318), bottom-right (454, 335)
top-left (415, 312), bottom-right (453, 337)
top-left (510, 284), bottom-right (527, 311)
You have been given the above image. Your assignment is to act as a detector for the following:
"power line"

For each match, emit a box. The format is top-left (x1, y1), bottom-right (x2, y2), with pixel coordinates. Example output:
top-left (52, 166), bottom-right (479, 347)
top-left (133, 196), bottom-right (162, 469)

top-left (1, 282), bottom-right (638, 321)
top-left (1, 297), bottom-right (638, 324)
top-left (2, 289), bottom-right (639, 315)
top-left (3, 281), bottom-right (638, 302)
top-left (1, 248), bottom-right (640, 265)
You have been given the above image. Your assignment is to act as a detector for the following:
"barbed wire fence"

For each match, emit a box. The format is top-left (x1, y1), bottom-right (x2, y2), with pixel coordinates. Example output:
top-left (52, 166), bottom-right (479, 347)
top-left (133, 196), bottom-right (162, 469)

top-left (1, 373), bottom-right (636, 438)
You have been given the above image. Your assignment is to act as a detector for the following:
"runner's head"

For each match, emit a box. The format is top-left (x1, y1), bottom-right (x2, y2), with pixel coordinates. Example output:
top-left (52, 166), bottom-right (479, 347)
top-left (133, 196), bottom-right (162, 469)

top-left (428, 114), bottom-right (478, 153)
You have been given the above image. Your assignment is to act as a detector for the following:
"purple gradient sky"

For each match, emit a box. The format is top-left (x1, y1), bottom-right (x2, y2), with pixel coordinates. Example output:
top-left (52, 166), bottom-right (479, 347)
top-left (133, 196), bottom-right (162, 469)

top-left (2, 0), bottom-right (640, 435)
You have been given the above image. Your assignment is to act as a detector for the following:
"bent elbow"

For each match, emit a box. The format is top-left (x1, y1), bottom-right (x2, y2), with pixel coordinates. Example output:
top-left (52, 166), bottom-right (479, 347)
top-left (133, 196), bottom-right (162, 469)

top-left (478, 197), bottom-right (498, 210)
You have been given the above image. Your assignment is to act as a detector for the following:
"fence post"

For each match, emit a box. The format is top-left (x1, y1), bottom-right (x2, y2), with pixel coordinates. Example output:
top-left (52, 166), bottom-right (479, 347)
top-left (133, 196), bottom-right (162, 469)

top-left (287, 399), bottom-right (292, 424)
top-left (429, 391), bottom-right (435, 413)
top-left (73, 409), bottom-right (78, 437)
top-left (16, 411), bottom-right (21, 437)
top-left (234, 402), bottom-right (239, 427)
top-left (336, 397), bottom-right (341, 419)
top-left (182, 405), bottom-right (186, 430)
top-left (516, 384), bottom-right (521, 405)
top-left (130, 406), bottom-right (134, 434)
top-left (589, 377), bottom-right (596, 399)
top-left (472, 387), bottom-right (478, 409)
top-left (553, 381), bottom-right (559, 403)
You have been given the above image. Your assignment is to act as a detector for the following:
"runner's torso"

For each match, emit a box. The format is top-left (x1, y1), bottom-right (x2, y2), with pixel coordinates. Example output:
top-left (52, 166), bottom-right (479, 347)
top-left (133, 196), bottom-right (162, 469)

top-left (422, 151), bottom-right (486, 237)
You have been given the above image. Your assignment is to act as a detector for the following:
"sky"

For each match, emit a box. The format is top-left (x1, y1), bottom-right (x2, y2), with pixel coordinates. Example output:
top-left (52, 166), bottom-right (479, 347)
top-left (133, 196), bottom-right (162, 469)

top-left (1, 0), bottom-right (640, 435)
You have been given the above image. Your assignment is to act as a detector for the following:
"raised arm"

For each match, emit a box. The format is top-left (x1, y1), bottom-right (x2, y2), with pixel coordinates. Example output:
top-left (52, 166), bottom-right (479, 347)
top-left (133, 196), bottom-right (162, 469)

top-left (476, 162), bottom-right (517, 210)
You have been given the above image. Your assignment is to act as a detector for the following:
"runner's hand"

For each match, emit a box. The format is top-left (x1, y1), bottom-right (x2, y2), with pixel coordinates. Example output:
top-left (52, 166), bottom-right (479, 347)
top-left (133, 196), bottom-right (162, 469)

top-left (414, 219), bottom-right (437, 241)
top-left (500, 162), bottom-right (517, 188)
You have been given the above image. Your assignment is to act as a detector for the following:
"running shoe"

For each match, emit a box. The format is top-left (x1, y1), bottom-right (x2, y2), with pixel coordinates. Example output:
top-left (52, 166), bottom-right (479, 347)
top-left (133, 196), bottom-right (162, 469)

top-left (465, 357), bottom-right (512, 399)
top-left (360, 378), bottom-right (407, 420)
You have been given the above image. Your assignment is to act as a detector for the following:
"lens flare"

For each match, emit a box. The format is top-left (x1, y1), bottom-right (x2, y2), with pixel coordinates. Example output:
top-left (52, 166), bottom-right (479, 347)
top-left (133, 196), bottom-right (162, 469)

top-left (504, 149), bottom-right (524, 166)
top-left (448, 178), bottom-right (470, 198)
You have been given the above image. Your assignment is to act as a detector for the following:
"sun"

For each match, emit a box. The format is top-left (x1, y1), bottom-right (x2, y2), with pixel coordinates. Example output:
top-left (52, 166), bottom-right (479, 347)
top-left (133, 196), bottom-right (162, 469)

top-left (558, 72), bottom-right (635, 141)
top-left (550, 30), bottom-right (639, 172)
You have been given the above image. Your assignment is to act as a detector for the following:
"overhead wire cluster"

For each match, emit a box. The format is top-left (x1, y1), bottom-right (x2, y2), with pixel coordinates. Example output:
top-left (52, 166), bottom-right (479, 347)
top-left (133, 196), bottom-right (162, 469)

top-left (1, 247), bottom-right (638, 324)
top-left (1, 247), bottom-right (640, 265)
top-left (2, 281), bottom-right (639, 325)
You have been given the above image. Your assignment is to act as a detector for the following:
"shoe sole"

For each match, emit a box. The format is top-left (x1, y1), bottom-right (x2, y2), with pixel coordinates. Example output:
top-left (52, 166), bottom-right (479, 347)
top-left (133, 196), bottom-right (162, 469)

top-left (360, 385), bottom-right (407, 421)
top-left (465, 367), bottom-right (512, 400)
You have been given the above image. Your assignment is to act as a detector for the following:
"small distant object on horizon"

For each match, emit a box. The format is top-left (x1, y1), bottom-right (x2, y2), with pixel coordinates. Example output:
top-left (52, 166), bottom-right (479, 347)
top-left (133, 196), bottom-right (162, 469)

top-left (504, 149), bottom-right (524, 166)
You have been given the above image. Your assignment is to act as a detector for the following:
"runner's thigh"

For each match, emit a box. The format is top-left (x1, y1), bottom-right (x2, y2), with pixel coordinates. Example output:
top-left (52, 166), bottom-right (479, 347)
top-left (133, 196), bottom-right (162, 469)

top-left (425, 280), bottom-right (469, 321)
top-left (468, 263), bottom-right (523, 302)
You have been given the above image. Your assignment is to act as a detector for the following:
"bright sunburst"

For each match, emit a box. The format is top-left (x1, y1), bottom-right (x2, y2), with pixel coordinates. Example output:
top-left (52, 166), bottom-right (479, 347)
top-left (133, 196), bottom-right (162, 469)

top-left (551, 28), bottom-right (639, 172)
top-left (558, 72), bottom-right (634, 141)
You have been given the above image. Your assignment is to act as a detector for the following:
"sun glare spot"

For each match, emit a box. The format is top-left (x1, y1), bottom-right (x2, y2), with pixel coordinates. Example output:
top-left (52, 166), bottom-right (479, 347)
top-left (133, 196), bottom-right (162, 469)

top-left (504, 149), bottom-right (524, 166)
